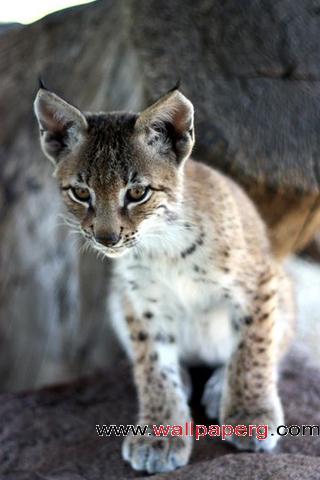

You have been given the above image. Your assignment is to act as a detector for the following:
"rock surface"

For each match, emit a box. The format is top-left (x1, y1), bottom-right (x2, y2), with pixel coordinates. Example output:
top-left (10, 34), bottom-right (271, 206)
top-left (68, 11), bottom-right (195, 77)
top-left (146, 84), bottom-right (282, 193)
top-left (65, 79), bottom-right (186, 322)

top-left (0, 348), bottom-right (319, 479)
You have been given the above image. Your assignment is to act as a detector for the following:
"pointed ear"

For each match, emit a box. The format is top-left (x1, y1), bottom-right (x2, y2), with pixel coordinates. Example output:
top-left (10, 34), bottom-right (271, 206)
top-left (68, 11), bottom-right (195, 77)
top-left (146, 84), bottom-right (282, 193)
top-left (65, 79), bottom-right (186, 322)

top-left (34, 89), bottom-right (88, 164)
top-left (136, 89), bottom-right (195, 163)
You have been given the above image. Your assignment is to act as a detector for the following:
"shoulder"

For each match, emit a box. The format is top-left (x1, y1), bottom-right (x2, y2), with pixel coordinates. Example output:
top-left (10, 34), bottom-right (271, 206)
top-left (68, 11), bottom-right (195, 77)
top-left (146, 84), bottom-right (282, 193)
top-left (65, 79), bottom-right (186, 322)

top-left (184, 158), bottom-right (237, 199)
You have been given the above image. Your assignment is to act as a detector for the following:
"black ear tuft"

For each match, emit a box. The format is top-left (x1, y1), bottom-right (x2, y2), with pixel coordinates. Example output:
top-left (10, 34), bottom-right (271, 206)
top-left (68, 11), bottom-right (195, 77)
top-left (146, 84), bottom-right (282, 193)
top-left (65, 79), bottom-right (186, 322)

top-left (38, 76), bottom-right (48, 91)
top-left (167, 79), bottom-right (181, 94)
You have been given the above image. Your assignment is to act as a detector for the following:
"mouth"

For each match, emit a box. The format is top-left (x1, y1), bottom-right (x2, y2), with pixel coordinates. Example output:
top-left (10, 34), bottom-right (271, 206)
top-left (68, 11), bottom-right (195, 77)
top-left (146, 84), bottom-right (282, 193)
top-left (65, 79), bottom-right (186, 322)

top-left (81, 231), bottom-right (138, 258)
top-left (91, 241), bottom-right (130, 258)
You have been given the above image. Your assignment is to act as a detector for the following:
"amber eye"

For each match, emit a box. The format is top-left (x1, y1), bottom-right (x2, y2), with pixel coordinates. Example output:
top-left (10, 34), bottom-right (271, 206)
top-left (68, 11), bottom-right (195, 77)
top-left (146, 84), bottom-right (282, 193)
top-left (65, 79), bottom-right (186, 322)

top-left (126, 186), bottom-right (149, 203)
top-left (71, 187), bottom-right (91, 202)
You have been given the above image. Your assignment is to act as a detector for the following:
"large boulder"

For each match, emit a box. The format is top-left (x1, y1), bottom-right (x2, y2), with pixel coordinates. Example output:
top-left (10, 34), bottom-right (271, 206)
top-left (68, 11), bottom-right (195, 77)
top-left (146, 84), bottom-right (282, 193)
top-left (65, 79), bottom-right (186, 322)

top-left (1, 0), bottom-right (320, 389)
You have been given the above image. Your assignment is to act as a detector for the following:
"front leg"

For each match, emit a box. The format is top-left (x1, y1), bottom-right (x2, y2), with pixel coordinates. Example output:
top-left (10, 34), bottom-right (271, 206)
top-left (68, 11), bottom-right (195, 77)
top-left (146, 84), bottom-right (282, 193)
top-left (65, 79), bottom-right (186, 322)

top-left (220, 268), bottom-right (284, 452)
top-left (122, 313), bottom-right (192, 474)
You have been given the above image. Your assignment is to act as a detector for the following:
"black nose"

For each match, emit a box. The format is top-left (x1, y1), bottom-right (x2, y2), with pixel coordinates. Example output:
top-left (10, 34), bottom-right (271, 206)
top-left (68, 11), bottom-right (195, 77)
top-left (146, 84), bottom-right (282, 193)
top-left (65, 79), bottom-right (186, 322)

top-left (95, 232), bottom-right (120, 247)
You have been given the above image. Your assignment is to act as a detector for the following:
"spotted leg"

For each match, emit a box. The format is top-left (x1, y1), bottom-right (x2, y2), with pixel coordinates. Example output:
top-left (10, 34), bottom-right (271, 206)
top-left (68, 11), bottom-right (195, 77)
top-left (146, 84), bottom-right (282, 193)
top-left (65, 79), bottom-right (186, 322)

top-left (122, 313), bottom-right (192, 474)
top-left (220, 268), bottom-right (284, 452)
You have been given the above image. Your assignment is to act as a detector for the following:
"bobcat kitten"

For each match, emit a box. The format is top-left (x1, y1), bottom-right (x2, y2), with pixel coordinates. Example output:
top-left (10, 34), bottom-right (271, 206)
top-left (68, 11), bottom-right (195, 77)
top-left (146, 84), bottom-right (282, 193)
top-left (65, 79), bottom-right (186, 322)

top-left (34, 86), bottom-right (294, 474)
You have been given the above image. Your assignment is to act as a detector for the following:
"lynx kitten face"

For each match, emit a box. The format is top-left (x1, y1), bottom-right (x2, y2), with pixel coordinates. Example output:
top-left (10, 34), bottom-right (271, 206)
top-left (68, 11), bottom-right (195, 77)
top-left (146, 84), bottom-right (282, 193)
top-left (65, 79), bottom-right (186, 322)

top-left (34, 87), bottom-right (194, 258)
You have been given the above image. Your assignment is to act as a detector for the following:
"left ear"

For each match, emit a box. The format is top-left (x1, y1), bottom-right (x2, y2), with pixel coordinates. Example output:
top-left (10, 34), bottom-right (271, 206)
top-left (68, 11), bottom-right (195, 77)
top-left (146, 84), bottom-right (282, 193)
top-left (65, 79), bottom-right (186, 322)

top-left (136, 88), bottom-right (195, 163)
top-left (34, 88), bottom-right (88, 164)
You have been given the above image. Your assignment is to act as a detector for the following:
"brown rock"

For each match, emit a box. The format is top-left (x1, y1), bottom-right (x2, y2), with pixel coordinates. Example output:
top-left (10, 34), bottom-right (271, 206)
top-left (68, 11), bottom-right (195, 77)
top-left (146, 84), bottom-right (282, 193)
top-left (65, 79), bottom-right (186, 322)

top-left (0, 348), bottom-right (319, 479)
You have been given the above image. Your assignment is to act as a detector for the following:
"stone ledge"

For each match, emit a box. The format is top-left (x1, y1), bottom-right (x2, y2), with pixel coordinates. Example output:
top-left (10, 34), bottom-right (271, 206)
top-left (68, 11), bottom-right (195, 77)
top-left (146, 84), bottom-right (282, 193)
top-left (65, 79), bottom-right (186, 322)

top-left (0, 347), bottom-right (319, 479)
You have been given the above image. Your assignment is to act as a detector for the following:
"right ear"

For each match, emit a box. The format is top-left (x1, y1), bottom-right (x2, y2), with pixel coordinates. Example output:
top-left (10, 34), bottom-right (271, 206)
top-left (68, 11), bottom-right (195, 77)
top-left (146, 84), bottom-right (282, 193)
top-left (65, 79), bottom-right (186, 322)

top-left (34, 88), bottom-right (88, 164)
top-left (135, 88), bottom-right (194, 164)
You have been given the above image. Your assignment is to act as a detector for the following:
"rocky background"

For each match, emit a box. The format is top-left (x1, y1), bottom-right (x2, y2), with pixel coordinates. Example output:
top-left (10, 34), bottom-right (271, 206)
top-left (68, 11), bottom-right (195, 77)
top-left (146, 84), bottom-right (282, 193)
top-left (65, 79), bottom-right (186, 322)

top-left (1, 1), bottom-right (320, 478)
top-left (0, 0), bottom-right (320, 393)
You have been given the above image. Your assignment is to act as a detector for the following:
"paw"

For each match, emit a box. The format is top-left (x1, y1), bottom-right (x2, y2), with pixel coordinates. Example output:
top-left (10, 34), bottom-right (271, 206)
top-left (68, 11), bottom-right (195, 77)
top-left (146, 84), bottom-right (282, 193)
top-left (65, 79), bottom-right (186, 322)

top-left (201, 367), bottom-right (225, 419)
top-left (221, 400), bottom-right (284, 452)
top-left (122, 431), bottom-right (192, 474)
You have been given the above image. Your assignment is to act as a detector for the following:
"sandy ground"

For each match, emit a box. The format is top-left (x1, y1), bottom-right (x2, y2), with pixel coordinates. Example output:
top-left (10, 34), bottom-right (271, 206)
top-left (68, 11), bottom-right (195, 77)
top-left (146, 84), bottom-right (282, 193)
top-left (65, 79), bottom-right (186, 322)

top-left (287, 257), bottom-right (320, 365)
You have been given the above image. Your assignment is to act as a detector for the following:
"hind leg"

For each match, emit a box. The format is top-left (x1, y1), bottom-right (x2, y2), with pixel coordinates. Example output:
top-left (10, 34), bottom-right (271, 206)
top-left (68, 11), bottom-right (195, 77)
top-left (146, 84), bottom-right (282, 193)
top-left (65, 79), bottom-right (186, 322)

top-left (201, 366), bottom-right (225, 419)
top-left (277, 270), bottom-right (296, 360)
top-left (180, 364), bottom-right (192, 401)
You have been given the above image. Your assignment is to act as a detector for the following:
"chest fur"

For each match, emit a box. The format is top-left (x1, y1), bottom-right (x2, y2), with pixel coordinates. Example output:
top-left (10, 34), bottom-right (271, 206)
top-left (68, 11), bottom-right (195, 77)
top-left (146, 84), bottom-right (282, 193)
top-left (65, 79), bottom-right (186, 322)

top-left (115, 253), bottom-right (235, 365)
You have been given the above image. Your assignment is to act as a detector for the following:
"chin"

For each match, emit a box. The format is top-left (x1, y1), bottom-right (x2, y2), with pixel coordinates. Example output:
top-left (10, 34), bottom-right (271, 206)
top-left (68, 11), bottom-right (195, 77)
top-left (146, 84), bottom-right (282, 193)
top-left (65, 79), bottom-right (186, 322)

top-left (96, 246), bottom-right (130, 259)
top-left (104, 250), bottom-right (129, 259)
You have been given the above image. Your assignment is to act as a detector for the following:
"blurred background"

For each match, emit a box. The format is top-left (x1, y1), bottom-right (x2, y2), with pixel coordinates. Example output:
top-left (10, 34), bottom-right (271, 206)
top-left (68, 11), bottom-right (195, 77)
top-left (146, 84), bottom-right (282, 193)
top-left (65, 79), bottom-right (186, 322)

top-left (0, 0), bottom-right (320, 392)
